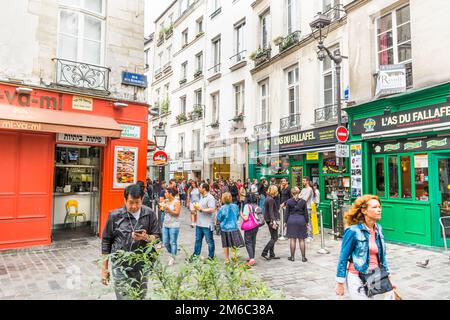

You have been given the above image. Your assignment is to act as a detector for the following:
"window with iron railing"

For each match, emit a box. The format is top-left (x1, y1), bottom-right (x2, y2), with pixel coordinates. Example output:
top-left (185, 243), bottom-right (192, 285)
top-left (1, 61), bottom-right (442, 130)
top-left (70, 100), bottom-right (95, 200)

top-left (280, 113), bottom-right (300, 131)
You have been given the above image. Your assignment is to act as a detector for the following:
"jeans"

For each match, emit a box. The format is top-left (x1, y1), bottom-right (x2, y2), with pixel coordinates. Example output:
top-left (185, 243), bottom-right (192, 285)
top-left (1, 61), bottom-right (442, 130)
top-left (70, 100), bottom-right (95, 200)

top-left (259, 195), bottom-right (266, 215)
top-left (193, 226), bottom-right (215, 258)
top-left (112, 266), bottom-right (149, 300)
top-left (162, 227), bottom-right (180, 256)
top-left (244, 228), bottom-right (258, 259)
top-left (262, 221), bottom-right (278, 257)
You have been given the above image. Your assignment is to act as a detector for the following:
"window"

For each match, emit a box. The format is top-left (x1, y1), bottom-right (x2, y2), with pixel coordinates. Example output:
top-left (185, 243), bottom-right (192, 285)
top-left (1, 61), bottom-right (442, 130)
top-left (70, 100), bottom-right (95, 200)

top-left (180, 0), bottom-right (188, 15)
top-left (388, 156), bottom-right (399, 198)
top-left (211, 92), bottom-right (220, 123)
top-left (323, 0), bottom-right (341, 19)
top-left (180, 96), bottom-right (187, 115)
top-left (182, 29), bottom-right (188, 47)
top-left (193, 130), bottom-right (201, 154)
top-left (234, 20), bottom-right (245, 61)
top-left (213, 0), bottom-right (220, 11)
top-left (195, 89), bottom-right (202, 106)
top-left (233, 82), bottom-right (245, 116)
top-left (260, 79), bottom-right (269, 123)
top-left (286, 66), bottom-right (299, 115)
top-left (169, 14), bottom-right (173, 25)
top-left (260, 10), bottom-right (271, 49)
top-left (195, 51), bottom-right (203, 72)
top-left (323, 54), bottom-right (333, 107)
top-left (414, 155), bottom-right (429, 201)
top-left (212, 37), bottom-right (221, 72)
top-left (178, 133), bottom-right (185, 155)
top-left (196, 17), bottom-right (203, 34)
top-left (144, 49), bottom-right (149, 68)
top-left (286, 0), bottom-right (298, 35)
top-left (375, 158), bottom-right (385, 197)
top-left (158, 52), bottom-right (163, 69)
top-left (400, 156), bottom-right (412, 199)
top-left (166, 46), bottom-right (172, 64)
top-left (164, 83), bottom-right (170, 98)
top-left (181, 61), bottom-right (187, 80)
top-left (376, 5), bottom-right (412, 87)
top-left (155, 88), bottom-right (160, 105)
top-left (58, 0), bottom-right (105, 65)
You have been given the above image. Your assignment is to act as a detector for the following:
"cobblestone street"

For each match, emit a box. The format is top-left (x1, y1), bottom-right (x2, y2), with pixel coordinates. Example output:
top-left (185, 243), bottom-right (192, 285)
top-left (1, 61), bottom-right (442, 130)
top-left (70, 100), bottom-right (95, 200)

top-left (0, 207), bottom-right (449, 300)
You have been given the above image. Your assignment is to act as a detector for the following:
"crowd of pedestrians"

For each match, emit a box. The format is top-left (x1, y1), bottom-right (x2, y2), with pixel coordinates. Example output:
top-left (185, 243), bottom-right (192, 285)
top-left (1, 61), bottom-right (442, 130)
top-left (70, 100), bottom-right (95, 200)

top-left (102, 176), bottom-right (397, 300)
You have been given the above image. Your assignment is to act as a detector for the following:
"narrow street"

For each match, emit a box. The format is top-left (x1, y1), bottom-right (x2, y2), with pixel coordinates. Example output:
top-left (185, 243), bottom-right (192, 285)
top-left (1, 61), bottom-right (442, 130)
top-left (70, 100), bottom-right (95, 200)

top-left (0, 207), bottom-right (449, 300)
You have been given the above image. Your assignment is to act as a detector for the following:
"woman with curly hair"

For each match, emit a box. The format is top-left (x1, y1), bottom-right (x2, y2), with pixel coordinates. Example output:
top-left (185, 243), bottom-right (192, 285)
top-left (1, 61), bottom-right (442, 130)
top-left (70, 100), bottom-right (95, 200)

top-left (335, 195), bottom-right (396, 299)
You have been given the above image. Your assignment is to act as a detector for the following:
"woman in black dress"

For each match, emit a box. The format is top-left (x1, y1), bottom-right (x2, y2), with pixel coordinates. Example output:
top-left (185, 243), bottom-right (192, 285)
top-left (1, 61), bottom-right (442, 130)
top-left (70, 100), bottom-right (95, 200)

top-left (284, 187), bottom-right (309, 262)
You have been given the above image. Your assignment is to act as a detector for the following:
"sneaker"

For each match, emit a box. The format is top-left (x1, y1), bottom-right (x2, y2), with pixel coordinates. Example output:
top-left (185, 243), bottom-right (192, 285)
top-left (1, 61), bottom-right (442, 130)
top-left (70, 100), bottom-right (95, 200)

top-left (246, 259), bottom-right (256, 267)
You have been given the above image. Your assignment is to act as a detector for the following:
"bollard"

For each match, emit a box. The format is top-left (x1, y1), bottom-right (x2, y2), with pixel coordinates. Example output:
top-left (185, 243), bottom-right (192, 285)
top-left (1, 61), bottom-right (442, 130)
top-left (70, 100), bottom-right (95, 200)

top-left (278, 208), bottom-right (288, 241)
top-left (317, 210), bottom-right (330, 254)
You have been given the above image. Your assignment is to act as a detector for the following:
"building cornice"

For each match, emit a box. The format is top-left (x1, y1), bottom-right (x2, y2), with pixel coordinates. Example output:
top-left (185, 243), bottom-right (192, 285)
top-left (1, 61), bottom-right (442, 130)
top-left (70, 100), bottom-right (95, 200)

top-left (344, 0), bottom-right (372, 14)
top-left (154, 0), bottom-right (178, 24)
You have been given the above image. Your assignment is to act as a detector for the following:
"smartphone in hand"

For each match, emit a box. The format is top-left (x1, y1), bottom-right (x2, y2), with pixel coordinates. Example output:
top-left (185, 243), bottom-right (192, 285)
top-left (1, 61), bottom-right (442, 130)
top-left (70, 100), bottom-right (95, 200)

top-left (134, 229), bottom-right (146, 234)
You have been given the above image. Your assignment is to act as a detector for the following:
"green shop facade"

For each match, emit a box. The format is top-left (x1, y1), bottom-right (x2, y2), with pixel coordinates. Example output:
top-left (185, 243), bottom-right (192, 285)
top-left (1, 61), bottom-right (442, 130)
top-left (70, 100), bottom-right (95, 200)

top-left (248, 125), bottom-right (351, 228)
top-left (347, 82), bottom-right (450, 248)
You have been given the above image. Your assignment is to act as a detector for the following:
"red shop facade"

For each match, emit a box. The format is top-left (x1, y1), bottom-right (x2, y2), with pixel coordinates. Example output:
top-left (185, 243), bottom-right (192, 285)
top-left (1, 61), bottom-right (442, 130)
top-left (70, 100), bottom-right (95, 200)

top-left (0, 83), bottom-right (149, 250)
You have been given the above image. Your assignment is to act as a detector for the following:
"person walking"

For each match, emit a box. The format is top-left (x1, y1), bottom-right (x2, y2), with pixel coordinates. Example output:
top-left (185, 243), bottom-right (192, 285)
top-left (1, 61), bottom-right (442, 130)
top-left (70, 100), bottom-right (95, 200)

top-left (137, 180), bottom-right (152, 209)
top-left (178, 180), bottom-right (187, 207)
top-left (258, 177), bottom-right (268, 215)
top-left (299, 176), bottom-right (314, 241)
top-left (229, 180), bottom-right (239, 206)
top-left (101, 184), bottom-right (160, 300)
top-left (187, 180), bottom-right (201, 228)
top-left (158, 181), bottom-right (168, 229)
top-left (284, 187), bottom-right (309, 262)
top-left (192, 183), bottom-right (217, 260)
top-left (217, 192), bottom-right (244, 264)
top-left (161, 188), bottom-right (181, 266)
top-left (240, 193), bottom-right (260, 267)
top-left (239, 182), bottom-right (248, 211)
top-left (335, 195), bottom-right (396, 300)
top-left (261, 185), bottom-right (281, 260)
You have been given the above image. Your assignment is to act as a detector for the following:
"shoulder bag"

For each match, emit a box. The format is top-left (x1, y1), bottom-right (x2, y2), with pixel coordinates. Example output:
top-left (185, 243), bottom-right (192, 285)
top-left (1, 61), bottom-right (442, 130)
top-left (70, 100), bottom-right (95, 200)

top-left (241, 205), bottom-right (259, 231)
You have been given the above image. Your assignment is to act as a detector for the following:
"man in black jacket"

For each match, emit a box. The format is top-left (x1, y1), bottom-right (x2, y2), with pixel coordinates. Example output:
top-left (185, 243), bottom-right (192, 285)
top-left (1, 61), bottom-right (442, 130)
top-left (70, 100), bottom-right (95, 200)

top-left (101, 184), bottom-right (161, 300)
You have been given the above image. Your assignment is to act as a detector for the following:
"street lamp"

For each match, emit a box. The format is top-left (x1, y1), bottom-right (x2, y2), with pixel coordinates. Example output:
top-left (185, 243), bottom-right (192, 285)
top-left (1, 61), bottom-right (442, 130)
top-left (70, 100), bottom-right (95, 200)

top-left (310, 13), bottom-right (346, 239)
top-left (153, 122), bottom-right (167, 182)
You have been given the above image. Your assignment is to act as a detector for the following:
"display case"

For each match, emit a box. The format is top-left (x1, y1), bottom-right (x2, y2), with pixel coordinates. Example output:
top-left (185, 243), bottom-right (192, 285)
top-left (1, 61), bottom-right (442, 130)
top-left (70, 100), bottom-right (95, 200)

top-left (324, 176), bottom-right (350, 201)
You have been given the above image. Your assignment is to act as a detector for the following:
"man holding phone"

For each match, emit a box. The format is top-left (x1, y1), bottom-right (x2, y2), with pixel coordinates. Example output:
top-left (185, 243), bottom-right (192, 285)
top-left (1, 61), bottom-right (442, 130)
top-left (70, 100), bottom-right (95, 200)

top-left (101, 184), bottom-right (161, 300)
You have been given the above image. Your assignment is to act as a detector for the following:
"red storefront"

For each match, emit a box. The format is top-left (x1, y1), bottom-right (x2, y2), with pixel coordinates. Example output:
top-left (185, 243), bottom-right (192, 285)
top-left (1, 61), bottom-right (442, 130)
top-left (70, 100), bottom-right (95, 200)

top-left (0, 83), bottom-right (149, 250)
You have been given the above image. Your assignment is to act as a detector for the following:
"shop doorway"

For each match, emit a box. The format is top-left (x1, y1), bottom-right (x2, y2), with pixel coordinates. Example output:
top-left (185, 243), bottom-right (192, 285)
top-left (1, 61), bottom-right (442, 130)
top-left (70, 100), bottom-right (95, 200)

top-left (307, 164), bottom-right (320, 186)
top-left (432, 154), bottom-right (450, 248)
top-left (52, 145), bottom-right (101, 241)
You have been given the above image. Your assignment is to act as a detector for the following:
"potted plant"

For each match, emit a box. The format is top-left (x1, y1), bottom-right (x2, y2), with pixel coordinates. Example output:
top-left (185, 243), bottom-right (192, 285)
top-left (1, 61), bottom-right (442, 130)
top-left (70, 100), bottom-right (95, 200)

top-left (232, 113), bottom-right (244, 122)
top-left (210, 121), bottom-right (219, 128)
top-left (160, 99), bottom-right (169, 114)
top-left (193, 105), bottom-right (203, 118)
top-left (194, 69), bottom-right (203, 78)
top-left (273, 36), bottom-right (284, 46)
top-left (176, 113), bottom-right (187, 124)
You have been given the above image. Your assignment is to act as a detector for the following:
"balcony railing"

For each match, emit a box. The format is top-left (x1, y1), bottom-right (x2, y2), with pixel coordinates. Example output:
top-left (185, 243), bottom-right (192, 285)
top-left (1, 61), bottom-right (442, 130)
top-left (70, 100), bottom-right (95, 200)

top-left (176, 151), bottom-right (184, 158)
top-left (252, 48), bottom-right (271, 68)
top-left (208, 63), bottom-right (221, 74)
top-left (53, 58), bottom-right (110, 92)
top-left (229, 50), bottom-right (247, 65)
top-left (254, 122), bottom-right (271, 136)
top-left (190, 150), bottom-right (201, 160)
top-left (157, 35), bottom-right (164, 46)
top-left (165, 27), bottom-right (173, 39)
top-left (315, 105), bottom-right (338, 123)
top-left (324, 4), bottom-right (345, 21)
top-left (163, 62), bottom-right (172, 72)
top-left (280, 113), bottom-right (301, 132)
top-left (278, 31), bottom-right (301, 53)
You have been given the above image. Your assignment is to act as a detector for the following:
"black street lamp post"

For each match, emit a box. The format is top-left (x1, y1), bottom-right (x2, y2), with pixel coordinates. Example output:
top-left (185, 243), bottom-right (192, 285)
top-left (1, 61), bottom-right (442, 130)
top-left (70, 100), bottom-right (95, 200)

top-left (310, 12), bottom-right (346, 239)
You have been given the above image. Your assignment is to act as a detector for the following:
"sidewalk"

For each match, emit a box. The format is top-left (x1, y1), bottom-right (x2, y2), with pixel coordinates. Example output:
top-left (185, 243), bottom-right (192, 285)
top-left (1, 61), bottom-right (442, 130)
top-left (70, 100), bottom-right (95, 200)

top-left (0, 207), bottom-right (449, 300)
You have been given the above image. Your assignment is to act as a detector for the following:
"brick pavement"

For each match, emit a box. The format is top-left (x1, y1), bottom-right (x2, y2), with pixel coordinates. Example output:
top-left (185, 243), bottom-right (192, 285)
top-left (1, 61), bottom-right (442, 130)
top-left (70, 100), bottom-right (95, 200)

top-left (0, 207), bottom-right (449, 300)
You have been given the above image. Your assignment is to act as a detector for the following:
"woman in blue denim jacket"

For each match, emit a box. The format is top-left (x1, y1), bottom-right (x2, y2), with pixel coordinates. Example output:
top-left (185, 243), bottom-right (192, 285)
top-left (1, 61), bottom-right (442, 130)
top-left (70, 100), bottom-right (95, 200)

top-left (217, 192), bottom-right (244, 263)
top-left (335, 195), bottom-right (396, 299)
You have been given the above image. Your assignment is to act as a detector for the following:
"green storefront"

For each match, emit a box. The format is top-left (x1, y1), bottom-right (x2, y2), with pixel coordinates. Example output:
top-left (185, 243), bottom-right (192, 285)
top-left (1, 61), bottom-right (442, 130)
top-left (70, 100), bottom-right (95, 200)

top-left (248, 125), bottom-right (351, 228)
top-left (347, 82), bottom-right (450, 248)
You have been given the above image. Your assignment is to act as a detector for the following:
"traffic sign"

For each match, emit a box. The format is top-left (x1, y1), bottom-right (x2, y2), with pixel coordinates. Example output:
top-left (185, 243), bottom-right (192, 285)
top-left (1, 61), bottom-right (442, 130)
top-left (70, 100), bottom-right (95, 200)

top-left (335, 126), bottom-right (349, 143)
top-left (336, 144), bottom-right (349, 158)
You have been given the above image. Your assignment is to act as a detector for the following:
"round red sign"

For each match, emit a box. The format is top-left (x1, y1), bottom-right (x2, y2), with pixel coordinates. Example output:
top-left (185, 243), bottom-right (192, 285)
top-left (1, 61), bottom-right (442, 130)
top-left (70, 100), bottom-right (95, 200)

top-left (153, 150), bottom-right (168, 166)
top-left (335, 126), bottom-right (349, 143)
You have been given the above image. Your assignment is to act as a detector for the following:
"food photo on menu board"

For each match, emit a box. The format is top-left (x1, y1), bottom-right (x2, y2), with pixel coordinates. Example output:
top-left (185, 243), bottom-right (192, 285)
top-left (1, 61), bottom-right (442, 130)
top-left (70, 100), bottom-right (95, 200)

top-left (114, 146), bottom-right (138, 188)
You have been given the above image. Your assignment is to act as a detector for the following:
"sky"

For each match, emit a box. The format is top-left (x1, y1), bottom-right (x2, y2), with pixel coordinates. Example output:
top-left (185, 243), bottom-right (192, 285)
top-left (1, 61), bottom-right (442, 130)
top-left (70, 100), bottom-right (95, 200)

top-left (145, 0), bottom-right (173, 36)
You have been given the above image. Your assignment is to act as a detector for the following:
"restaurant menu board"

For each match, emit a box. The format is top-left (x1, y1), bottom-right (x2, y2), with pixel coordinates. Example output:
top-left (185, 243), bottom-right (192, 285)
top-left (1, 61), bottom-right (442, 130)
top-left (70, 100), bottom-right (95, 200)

top-left (113, 146), bottom-right (138, 188)
top-left (350, 144), bottom-right (362, 198)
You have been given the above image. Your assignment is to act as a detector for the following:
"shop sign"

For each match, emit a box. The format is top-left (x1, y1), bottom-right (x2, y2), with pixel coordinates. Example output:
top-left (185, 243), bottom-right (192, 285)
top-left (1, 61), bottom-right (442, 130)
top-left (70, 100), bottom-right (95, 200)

top-left (120, 124), bottom-right (141, 139)
top-left (373, 137), bottom-right (450, 154)
top-left (257, 125), bottom-right (337, 154)
top-left (306, 152), bottom-right (319, 161)
top-left (113, 146), bottom-right (138, 188)
top-left (153, 150), bottom-right (168, 166)
top-left (0, 85), bottom-right (63, 110)
top-left (122, 72), bottom-right (148, 88)
top-left (375, 64), bottom-right (406, 97)
top-left (335, 144), bottom-right (349, 158)
top-left (352, 100), bottom-right (450, 135)
top-left (72, 96), bottom-right (93, 111)
top-left (350, 144), bottom-right (363, 198)
top-left (0, 119), bottom-right (41, 131)
top-left (169, 160), bottom-right (183, 172)
top-left (56, 133), bottom-right (106, 145)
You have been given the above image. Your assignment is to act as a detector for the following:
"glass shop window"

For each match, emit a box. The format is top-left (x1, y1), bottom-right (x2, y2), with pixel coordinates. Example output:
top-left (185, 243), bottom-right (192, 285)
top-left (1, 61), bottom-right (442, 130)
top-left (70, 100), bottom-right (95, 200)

top-left (322, 152), bottom-right (346, 174)
top-left (388, 156), bottom-right (399, 198)
top-left (375, 157), bottom-right (385, 197)
top-left (414, 154), bottom-right (429, 201)
top-left (400, 156), bottom-right (412, 199)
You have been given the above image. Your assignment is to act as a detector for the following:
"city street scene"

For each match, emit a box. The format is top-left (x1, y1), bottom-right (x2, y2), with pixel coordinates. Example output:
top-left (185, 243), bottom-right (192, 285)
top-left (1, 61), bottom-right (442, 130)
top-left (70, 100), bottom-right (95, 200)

top-left (1, 0), bottom-right (450, 302)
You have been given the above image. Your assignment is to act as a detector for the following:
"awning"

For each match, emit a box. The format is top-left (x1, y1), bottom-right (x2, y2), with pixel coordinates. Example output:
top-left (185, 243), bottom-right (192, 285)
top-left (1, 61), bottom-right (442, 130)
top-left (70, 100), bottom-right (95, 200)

top-left (0, 104), bottom-right (122, 138)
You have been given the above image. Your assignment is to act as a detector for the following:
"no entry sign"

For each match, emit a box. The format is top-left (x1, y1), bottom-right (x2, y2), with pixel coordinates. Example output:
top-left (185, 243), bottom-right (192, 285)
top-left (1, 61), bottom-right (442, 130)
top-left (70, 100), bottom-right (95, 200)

top-left (335, 126), bottom-right (349, 143)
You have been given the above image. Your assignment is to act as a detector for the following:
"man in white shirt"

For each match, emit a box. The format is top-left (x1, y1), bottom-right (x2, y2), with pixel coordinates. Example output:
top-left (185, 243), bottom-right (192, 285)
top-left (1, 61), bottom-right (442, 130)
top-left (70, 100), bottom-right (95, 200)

top-left (300, 176), bottom-right (313, 241)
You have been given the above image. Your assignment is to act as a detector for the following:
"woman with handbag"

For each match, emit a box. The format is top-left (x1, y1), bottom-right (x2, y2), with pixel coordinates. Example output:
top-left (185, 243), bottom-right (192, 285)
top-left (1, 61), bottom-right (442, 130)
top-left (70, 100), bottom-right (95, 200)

top-left (335, 195), bottom-right (396, 299)
top-left (217, 192), bottom-right (244, 264)
top-left (284, 187), bottom-right (308, 262)
top-left (240, 193), bottom-right (261, 267)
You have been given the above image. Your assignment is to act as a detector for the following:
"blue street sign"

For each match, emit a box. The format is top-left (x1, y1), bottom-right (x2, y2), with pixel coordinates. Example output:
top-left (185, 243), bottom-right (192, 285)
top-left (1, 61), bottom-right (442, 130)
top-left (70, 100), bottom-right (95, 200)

top-left (122, 71), bottom-right (148, 88)
top-left (344, 86), bottom-right (350, 101)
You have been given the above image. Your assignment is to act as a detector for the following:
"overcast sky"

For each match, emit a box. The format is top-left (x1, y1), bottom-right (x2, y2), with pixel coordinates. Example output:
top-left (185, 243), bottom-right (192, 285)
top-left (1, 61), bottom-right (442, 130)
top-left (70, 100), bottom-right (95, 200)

top-left (145, 0), bottom-right (172, 36)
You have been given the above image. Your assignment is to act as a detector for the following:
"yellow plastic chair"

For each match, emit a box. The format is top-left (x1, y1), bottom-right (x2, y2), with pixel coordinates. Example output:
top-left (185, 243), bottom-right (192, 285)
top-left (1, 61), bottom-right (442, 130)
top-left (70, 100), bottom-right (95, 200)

top-left (64, 200), bottom-right (87, 229)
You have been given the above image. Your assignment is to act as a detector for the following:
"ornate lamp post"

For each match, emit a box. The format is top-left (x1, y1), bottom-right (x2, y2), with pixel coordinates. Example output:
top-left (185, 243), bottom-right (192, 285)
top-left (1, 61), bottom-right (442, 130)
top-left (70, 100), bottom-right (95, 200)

top-left (310, 13), bottom-right (346, 238)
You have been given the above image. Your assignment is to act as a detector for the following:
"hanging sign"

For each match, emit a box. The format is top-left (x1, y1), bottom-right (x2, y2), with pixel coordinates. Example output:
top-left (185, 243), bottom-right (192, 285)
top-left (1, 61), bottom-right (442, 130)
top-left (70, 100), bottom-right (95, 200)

top-left (375, 64), bottom-right (406, 97)
top-left (373, 137), bottom-right (450, 154)
top-left (153, 150), bottom-right (168, 166)
top-left (306, 152), bottom-right (319, 161)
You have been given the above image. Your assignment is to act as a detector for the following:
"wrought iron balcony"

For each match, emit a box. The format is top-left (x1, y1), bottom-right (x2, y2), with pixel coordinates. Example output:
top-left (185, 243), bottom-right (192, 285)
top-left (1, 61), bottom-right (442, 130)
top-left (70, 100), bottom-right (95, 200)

top-left (280, 113), bottom-right (301, 132)
top-left (315, 104), bottom-right (338, 123)
top-left (229, 50), bottom-right (247, 65)
top-left (278, 31), bottom-right (301, 53)
top-left (254, 122), bottom-right (271, 136)
top-left (324, 3), bottom-right (345, 21)
top-left (190, 150), bottom-right (201, 160)
top-left (53, 58), bottom-right (110, 92)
